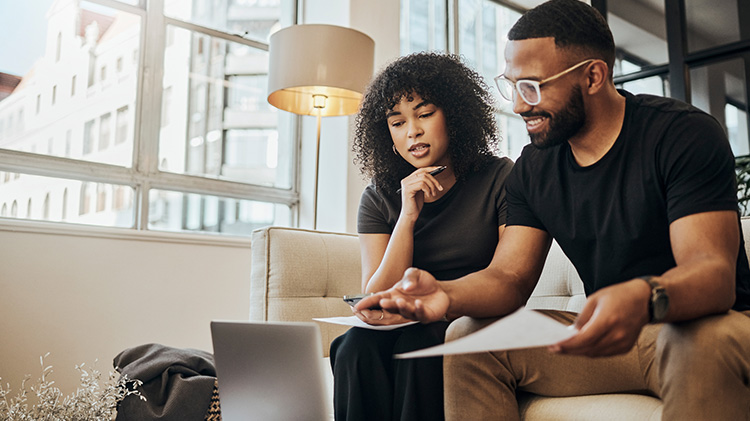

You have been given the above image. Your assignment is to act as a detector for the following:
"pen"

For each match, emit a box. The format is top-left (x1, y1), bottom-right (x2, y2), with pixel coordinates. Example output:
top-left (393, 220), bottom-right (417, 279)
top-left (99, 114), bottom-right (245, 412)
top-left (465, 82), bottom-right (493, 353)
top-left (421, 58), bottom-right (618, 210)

top-left (396, 166), bottom-right (447, 194)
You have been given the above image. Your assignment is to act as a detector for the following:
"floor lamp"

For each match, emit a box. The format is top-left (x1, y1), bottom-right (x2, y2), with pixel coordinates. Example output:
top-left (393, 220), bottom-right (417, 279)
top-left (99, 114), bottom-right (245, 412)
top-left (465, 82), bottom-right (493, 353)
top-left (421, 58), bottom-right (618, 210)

top-left (267, 24), bottom-right (374, 230)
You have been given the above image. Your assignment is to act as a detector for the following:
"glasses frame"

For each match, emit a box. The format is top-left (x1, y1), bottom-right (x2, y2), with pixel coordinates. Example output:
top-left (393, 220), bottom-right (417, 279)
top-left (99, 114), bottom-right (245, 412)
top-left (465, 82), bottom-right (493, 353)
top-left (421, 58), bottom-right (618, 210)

top-left (494, 59), bottom-right (595, 106)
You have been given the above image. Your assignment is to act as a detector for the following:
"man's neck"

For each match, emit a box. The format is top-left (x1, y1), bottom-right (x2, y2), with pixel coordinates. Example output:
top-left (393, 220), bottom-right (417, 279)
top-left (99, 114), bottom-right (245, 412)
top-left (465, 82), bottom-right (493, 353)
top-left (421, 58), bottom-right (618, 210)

top-left (568, 88), bottom-right (627, 167)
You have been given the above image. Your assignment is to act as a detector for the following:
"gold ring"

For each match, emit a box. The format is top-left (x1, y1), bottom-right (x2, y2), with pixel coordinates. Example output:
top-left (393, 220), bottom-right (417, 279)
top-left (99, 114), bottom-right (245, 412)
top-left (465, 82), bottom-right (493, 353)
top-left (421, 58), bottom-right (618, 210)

top-left (378, 310), bottom-right (385, 320)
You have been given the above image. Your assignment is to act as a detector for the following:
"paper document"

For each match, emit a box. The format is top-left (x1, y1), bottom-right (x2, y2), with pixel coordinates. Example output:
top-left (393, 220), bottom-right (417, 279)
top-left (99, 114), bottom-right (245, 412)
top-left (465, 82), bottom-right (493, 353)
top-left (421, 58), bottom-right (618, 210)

top-left (396, 307), bottom-right (577, 359)
top-left (314, 316), bottom-right (419, 331)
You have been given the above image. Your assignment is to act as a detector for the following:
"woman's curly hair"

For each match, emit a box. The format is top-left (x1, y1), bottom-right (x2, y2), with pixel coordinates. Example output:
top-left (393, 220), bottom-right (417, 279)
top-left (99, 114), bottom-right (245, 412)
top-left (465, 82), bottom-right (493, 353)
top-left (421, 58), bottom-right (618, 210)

top-left (353, 52), bottom-right (499, 193)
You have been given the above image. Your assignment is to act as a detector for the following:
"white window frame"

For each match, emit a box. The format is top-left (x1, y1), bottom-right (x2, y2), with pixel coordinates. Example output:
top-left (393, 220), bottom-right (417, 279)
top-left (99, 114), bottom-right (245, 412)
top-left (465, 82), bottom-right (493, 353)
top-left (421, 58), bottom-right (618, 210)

top-left (0, 0), bottom-right (301, 233)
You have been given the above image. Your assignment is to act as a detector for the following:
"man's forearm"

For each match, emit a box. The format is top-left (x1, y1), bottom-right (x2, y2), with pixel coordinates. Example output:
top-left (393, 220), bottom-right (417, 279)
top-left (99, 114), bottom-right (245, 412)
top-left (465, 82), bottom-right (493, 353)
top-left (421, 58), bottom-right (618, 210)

top-left (657, 258), bottom-right (736, 322)
top-left (442, 267), bottom-right (534, 319)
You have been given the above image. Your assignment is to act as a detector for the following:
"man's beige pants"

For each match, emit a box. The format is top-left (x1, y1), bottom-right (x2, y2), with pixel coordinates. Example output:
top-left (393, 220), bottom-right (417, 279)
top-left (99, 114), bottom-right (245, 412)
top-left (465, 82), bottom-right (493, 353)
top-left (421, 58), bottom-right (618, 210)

top-left (444, 310), bottom-right (750, 420)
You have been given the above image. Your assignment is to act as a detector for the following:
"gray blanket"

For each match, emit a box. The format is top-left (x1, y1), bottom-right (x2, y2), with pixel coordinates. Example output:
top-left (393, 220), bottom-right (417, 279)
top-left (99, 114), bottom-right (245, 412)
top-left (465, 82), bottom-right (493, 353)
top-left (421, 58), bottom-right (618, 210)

top-left (114, 343), bottom-right (216, 421)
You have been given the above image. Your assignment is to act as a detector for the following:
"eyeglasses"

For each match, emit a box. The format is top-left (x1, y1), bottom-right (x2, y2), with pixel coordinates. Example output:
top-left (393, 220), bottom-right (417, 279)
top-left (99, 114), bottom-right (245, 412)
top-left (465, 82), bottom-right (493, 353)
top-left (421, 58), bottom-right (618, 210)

top-left (494, 59), bottom-right (594, 106)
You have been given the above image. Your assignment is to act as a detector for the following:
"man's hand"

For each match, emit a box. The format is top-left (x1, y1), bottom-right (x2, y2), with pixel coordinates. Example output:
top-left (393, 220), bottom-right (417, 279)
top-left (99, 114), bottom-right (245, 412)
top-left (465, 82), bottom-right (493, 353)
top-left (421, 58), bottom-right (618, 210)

top-left (550, 278), bottom-right (652, 357)
top-left (356, 267), bottom-right (449, 323)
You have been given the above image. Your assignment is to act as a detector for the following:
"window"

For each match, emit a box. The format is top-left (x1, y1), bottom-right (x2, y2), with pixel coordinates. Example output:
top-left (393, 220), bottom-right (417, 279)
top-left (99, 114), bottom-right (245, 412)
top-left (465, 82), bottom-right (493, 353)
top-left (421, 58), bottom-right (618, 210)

top-left (56, 32), bottom-right (62, 62)
top-left (79, 183), bottom-right (92, 216)
top-left (115, 106), bottom-right (129, 145)
top-left (0, 0), bottom-right (295, 233)
top-left (62, 189), bottom-right (68, 220)
top-left (99, 113), bottom-right (111, 151)
top-left (401, 0), bottom-right (525, 160)
top-left (43, 194), bottom-right (50, 220)
top-left (609, 0), bottom-right (750, 158)
top-left (400, 0), bottom-right (447, 54)
top-left (83, 119), bottom-right (96, 155)
top-left (96, 184), bottom-right (107, 212)
top-left (405, 0), bottom-right (750, 161)
top-left (65, 130), bottom-right (72, 157)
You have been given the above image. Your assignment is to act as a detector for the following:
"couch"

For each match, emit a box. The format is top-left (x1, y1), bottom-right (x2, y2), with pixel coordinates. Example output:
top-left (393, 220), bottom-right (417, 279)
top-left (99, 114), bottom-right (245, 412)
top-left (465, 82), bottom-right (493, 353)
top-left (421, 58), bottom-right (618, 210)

top-left (248, 221), bottom-right (747, 419)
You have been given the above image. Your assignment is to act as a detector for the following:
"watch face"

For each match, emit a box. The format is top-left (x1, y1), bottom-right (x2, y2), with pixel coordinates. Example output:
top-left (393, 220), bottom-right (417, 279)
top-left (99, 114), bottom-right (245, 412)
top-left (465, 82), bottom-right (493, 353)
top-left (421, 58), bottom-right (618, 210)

top-left (652, 293), bottom-right (669, 322)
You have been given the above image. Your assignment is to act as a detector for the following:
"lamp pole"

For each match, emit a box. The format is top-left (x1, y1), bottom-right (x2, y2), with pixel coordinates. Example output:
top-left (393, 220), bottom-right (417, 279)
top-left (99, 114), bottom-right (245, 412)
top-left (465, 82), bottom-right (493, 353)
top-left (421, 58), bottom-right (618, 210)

top-left (312, 94), bottom-right (327, 230)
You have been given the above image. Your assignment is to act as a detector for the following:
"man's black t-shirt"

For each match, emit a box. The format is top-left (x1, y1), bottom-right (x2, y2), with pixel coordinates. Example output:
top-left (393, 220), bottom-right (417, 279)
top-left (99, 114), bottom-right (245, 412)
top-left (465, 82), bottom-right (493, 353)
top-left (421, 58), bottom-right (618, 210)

top-left (506, 90), bottom-right (750, 311)
top-left (358, 156), bottom-right (514, 281)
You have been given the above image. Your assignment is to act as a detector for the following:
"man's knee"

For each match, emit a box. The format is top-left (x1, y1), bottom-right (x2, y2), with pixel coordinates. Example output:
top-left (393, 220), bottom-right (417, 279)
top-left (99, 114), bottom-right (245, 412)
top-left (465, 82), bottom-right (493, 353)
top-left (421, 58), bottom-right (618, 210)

top-left (446, 316), bottom-right (499, 341)
top-left (657, 310), bottom-right (750, 371)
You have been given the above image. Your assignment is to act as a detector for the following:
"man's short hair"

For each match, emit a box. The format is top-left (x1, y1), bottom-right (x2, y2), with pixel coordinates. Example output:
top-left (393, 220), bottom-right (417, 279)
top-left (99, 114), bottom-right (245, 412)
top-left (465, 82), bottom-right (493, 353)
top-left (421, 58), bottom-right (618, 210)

top-left (508, 0), bottom-right (615, 76)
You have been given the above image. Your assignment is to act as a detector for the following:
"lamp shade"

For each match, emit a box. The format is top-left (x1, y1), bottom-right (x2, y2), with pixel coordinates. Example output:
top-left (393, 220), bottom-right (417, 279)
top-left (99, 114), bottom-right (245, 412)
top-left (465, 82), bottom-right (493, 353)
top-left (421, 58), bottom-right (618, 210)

top-left (267, 24), bottom-right (375, 117)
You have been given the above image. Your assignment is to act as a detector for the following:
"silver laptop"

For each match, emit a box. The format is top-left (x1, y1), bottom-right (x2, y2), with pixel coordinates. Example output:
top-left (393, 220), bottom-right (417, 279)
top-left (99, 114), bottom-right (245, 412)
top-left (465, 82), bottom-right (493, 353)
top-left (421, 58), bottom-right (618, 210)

top-left (210, 320), bottom-right (331, 421)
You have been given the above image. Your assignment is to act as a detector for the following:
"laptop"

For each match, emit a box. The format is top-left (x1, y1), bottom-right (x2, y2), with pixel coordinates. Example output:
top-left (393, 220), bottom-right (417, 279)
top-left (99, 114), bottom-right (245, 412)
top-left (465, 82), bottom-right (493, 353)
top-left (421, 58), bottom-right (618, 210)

top-left (210, 320), bottom-right (332, 421)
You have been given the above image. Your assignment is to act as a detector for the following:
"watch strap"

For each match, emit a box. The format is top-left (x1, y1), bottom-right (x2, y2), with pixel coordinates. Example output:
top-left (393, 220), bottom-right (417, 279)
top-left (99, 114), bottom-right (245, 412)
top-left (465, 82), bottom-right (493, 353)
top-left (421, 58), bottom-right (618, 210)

top-left (636, 275), bottom-right (666, 323)
top-left (637, 275), bottom-right (656, 322)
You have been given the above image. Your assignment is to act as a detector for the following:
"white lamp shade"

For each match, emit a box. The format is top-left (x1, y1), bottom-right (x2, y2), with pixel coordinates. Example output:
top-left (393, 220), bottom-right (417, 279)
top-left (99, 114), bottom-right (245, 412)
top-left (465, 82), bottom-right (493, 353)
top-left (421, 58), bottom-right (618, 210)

top-left (267, 24), bottom-right (375, 117)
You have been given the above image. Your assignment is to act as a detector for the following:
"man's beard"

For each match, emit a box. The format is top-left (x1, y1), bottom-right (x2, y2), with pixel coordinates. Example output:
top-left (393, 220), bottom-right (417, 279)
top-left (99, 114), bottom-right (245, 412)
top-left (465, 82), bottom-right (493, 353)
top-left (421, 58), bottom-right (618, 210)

top-left (526, 86), bottom-right (586, 150)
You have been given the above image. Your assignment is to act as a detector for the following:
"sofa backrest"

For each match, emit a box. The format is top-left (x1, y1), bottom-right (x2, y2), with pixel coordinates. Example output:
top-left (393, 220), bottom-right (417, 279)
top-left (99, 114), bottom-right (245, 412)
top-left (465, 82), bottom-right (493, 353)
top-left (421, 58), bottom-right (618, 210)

top-left (249, 217), bottom-right (750, 356)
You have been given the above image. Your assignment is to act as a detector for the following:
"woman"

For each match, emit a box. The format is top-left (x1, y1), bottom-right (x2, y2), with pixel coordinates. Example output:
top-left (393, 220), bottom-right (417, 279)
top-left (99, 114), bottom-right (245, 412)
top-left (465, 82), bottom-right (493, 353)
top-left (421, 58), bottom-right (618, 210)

top-left (330, 52), bottom-right (513, 421)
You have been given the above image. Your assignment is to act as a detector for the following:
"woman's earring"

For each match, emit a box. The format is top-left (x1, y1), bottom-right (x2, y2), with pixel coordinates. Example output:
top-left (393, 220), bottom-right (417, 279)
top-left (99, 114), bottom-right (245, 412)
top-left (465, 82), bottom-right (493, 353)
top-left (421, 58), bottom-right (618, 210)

top-left (392, 145), bottom-right (399, 155)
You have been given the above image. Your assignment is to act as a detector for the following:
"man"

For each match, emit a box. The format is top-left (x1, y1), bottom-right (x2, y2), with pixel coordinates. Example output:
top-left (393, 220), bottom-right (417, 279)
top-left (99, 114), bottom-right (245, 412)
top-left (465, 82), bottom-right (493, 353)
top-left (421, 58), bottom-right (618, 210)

top-left (357, 0), bottom-right (750, 419)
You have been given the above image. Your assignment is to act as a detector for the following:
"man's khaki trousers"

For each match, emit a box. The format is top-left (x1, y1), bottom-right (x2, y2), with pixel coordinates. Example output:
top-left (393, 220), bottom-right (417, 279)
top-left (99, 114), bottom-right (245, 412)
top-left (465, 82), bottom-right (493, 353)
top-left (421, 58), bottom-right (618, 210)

top-left (444, 309), bottom-right (750, 420)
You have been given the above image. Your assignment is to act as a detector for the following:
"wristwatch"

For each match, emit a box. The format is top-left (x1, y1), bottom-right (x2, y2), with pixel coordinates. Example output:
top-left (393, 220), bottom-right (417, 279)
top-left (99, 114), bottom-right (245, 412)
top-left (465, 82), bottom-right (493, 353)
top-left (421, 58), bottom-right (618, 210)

top-left (637, 276), bottom-right (669, 323)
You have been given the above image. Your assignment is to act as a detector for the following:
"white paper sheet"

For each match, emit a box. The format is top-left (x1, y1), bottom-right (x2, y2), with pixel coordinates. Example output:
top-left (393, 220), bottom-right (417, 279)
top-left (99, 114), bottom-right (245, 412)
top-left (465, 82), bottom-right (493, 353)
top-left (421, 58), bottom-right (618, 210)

top-left (395, 307), bottom-right (577, 359)
top-left (313, 316), bottom-right (419, 331)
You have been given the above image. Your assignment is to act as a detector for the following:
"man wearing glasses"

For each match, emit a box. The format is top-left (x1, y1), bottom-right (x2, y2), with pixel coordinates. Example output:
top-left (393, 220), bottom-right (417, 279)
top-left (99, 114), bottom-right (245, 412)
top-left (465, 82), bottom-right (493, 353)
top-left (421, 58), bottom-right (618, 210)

top-left (358, 0), bottom-right (750, 419)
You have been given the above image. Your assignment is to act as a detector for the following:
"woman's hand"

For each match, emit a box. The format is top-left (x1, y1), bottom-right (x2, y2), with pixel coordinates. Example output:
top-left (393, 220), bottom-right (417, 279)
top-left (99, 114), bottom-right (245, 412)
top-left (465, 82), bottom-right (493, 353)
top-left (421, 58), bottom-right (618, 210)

top-left (352, 306), bottom-right (410, 326)
top-left (399, 166), bottom-right (445, 221)
top-left (358, 268), bottom-right (449, 323)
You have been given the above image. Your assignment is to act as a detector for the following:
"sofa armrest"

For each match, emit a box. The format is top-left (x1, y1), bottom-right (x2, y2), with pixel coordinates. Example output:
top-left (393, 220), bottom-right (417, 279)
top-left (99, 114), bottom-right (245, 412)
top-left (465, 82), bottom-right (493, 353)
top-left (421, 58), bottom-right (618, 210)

top-left (249, 227), bottom-right (361, 357)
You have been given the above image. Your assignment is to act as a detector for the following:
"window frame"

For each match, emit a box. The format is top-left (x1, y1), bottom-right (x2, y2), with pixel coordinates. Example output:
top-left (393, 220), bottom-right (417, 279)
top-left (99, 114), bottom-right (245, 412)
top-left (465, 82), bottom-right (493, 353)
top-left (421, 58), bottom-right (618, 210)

top-left (0, 0), bottom-right (300, 233)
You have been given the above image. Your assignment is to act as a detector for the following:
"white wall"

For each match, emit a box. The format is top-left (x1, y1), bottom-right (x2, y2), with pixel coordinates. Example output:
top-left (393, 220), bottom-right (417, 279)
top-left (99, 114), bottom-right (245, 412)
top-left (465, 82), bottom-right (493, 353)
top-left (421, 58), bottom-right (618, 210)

top-left (0, 220), bottom-right (251, 395)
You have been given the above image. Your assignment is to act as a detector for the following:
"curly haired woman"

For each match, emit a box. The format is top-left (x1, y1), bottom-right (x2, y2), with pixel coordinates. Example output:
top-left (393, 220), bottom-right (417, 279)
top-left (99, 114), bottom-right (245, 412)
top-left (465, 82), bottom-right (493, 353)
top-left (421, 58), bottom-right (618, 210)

top-left (329, 52), bottom-right (514, 421)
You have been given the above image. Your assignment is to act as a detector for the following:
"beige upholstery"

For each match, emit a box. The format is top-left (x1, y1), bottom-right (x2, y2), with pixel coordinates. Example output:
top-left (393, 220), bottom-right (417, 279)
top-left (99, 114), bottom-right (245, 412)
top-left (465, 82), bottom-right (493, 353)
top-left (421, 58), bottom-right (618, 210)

top-left (247, 218), bottom-right (749, 419)
top-left (249, 227), bottom-right (361, 357)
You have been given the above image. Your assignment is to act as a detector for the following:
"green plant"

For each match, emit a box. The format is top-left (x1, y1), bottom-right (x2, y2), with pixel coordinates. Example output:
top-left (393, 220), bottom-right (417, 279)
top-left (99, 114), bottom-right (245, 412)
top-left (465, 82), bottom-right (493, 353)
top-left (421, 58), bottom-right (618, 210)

top-left (736, 155), bottom-right (750, 217)
top-left (0, 353), bottom-right (144, 421)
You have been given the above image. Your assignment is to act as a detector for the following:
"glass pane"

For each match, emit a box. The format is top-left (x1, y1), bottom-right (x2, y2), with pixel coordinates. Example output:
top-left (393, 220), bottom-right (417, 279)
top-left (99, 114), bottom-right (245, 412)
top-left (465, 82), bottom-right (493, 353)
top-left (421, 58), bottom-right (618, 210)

top-left (159, 26), bottom-right (293, 188)
top-left (620, 75), bottom-right (667, 97)
top-left (689, 58), bottom-right (749, 156)
top-left (148, 189), bottom-right (291, 235)
top-left (459, 1), bottom-right (520, 113)
top-left (0, 1), bottom-right (139, 166)
top-left (164, 0), bottom-right (286, 43)
top-left (400, 0), bottom-right (447, 54)
top-left (496, 113), bottom-right (527, 162)
top-left (686, 0), bottom-right (745, 53)
top-left (458, 0), bottom-right (479, 66)
top-left (609, 0), bottom-right (669, 77)
top-left (0, 172), bottom-right (135, 227)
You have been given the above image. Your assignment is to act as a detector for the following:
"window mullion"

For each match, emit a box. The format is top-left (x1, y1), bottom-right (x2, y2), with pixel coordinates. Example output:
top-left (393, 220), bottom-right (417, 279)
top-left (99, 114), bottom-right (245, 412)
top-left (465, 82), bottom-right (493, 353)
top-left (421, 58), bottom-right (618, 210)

top-left (163, 17), bottom-right (269, 51)
top-left (135, 0), bottom-right (167, 229)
